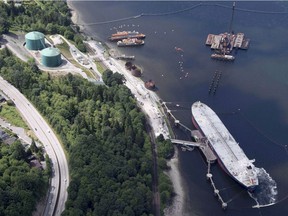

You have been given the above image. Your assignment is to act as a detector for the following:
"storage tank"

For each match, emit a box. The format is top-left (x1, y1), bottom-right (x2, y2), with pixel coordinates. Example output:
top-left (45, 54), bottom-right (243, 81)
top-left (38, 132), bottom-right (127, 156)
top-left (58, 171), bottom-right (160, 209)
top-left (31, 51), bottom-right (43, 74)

top-left (25, 31), bottom-right (45, 50)
top-left (41, 47), bottom-right (62, 67)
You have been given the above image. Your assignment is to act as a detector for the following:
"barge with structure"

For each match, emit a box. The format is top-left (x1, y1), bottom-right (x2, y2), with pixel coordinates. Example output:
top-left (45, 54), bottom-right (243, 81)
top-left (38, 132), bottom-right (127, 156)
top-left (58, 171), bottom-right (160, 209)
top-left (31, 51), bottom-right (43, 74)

top-left (205, 2), bottom-right (250, 61)
top-left (117, 38), bottom-right (144, 47)
top-left (109, 31), bottom-right (146, 41)
top-left (191, 101), bottom-right (258, 191)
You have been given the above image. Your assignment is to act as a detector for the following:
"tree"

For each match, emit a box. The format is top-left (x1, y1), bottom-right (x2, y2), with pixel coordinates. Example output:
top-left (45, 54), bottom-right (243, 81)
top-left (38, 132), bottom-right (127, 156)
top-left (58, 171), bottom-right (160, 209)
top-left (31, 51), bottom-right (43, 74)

top-left (0, 8), bottom-right (9, 34)
top-left (64, 30), bottom-right (74, 40)
top-left (76, 43), bottom-right (86, 53)
top-left (102, 70), bottom-right (125, 87)
top-left (0, 139), bottom-right (48, 215)
top-left (29, 138), bottom-right (38, 153)
top-left (10, 141), bottom-right (26, 160)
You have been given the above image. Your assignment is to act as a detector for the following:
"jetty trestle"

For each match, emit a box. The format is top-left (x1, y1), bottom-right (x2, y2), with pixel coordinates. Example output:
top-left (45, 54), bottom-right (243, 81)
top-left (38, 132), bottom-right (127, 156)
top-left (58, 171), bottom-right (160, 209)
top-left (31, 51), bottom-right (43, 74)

top-left (162, 101), bottom-right (227, 210)
top-left (207, 162), bottom-right (228, 210)
top-left (162, 101), bottom-right (217, 163)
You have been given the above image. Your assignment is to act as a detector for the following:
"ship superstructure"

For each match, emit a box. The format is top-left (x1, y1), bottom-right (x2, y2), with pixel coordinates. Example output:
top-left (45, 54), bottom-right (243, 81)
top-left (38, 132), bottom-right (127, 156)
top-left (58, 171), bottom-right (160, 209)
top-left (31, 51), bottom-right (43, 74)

top-left (192, 101), bottom-right (258, 190)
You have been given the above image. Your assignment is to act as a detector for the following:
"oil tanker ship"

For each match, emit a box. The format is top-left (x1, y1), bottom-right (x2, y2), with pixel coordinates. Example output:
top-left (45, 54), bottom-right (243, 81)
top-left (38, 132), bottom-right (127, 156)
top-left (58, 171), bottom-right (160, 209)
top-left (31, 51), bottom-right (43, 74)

top-left (109, 31), bottom-right (146, 41)
top-left (192, 101), bottom-right (258, 190)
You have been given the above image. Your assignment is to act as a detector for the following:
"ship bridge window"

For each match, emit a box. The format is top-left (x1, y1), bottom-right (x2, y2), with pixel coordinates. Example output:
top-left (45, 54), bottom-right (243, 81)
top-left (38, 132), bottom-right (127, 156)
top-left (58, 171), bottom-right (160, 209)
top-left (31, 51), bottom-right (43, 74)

top-left (247, 165), bottom-right (252, 169)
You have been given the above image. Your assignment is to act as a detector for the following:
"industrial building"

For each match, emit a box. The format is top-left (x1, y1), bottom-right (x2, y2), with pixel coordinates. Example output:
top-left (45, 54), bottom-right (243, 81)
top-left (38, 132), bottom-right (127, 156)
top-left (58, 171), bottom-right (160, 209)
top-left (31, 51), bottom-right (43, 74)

top-left (25, 31), bottom-right (46, 50)
top-left (41, 47), bottom-right (62, 67)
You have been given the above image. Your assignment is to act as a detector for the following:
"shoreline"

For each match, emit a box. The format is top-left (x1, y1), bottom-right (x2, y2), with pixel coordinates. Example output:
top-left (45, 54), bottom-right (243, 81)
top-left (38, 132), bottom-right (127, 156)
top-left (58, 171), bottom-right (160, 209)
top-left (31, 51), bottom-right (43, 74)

top-left (66, 2), bottom-right (185, 215)
top-left (164, 147), bottom-right (185, 216)
top-left (67, 1), bottom-right (79, 25)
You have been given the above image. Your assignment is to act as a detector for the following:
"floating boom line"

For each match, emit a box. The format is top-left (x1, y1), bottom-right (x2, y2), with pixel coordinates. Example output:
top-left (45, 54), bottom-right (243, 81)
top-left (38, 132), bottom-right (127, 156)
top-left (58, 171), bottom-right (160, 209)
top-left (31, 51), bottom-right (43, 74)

top-left (78, 3), bottom-right (288, 26)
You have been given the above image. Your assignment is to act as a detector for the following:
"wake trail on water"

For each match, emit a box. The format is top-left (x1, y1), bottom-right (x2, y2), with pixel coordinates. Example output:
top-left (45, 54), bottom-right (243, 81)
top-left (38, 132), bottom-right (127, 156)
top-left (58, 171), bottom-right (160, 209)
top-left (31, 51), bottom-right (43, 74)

top-left (248, 167), bottom-right (277, 208)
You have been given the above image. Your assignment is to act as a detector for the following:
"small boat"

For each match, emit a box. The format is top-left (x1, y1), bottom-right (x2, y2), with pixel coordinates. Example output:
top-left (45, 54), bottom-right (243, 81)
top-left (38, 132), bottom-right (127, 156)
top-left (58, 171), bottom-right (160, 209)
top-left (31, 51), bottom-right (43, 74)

top-left (175, 47), bottom-right (184, 52)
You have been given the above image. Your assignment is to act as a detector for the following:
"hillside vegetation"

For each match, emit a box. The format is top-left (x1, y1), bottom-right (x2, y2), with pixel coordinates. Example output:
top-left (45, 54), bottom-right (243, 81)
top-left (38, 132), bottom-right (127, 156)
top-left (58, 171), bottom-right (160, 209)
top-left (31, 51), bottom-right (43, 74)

top-left (0, 137), bottom-right (48, 215)
top-left (0, 48), bottom-right (153, 215)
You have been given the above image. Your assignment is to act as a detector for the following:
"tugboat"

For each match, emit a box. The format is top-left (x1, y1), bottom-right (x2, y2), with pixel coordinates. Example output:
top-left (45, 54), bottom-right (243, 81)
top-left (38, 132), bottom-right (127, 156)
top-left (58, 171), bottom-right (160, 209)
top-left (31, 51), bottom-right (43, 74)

top-left (211, 53), bottom-right (235, 61)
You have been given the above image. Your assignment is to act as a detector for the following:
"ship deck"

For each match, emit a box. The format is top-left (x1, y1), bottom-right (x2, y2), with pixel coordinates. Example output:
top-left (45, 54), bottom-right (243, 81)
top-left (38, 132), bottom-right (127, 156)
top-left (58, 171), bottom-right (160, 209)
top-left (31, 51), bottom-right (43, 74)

top-left (193, 103), bottom-right (248, 163)
top-left (206, 32), bottom-right (249, 51)
top-left (192, 101), bottom-right (258, 188)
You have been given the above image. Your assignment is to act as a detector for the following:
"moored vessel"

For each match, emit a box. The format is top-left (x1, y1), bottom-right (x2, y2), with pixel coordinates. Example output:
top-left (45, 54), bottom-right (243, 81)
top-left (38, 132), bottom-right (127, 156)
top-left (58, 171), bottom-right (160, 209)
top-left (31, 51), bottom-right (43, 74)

top-left (191, 101), bottom-right (258, 191)
top-left (144, 80), bottom-right (156, 90)
top-left (211, 53), bottom-right (235, 61)
top-left (109, 31), bottom-right (146, 41)
top-left (117, 38), bottom-right (144, 47)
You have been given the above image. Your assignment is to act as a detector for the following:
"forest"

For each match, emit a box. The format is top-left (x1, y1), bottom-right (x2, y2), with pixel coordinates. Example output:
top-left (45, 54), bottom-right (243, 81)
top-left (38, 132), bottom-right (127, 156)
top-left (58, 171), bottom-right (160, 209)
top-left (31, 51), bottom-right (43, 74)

top-left (0, 137), bottom-right (49, 215)
top-left (0, 48), bottom-right (157, 215)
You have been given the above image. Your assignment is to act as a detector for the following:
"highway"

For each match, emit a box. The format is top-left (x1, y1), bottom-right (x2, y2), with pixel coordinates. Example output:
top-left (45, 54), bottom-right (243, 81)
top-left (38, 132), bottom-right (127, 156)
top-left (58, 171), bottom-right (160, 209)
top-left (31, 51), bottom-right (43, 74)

top-left (0, 76), bottom-right (69, 216)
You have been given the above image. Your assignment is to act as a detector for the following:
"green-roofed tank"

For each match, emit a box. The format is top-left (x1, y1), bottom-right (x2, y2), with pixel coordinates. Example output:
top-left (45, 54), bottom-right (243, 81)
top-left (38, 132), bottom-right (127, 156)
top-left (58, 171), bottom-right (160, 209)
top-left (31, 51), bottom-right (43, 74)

top-left (41, 47), bottom-right (62, 67)
top-left (25, 31), bottom-right (45, 50)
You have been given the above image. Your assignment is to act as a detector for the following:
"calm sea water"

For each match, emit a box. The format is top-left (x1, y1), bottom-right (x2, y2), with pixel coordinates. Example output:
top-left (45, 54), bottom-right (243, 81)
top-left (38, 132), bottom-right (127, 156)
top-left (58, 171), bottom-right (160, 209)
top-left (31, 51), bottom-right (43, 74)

top-left (70, 1), bottom-right (288, 215)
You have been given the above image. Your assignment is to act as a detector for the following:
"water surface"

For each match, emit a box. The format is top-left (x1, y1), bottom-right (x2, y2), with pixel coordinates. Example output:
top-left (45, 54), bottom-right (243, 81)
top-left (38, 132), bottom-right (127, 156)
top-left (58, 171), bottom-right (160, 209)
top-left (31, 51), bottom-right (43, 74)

top-left (71, 1), bottom-right (288, 215)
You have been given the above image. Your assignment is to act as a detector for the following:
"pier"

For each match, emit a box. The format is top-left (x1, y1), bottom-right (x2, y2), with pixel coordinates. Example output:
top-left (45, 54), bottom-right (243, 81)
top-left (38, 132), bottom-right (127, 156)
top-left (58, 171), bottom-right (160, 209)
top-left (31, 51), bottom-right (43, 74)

top-left (163, 104), bottom-right (192, 133)
top-left (162, 102), bottom-right (217, 163)
top-left (115, 55), bottom-right (135, 60)
top-left (171, 138), bottom-right (217, 163)
top-left (207, 162), bottom-right (228, 210)
top-left (162, 101), bottom-right (228, 209)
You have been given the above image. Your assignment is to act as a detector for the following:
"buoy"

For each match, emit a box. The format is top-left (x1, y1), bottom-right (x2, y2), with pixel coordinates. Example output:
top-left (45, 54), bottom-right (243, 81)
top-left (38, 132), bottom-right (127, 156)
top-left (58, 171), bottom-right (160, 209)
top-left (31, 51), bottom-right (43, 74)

top-left (214, 189), bottom-right (219, 196)
top-left (206, 173), bottom-right (212, 180)
top-left (222, 203), bottom-right (227, 210)
top-left (174, 120), bottom-right (180, 127)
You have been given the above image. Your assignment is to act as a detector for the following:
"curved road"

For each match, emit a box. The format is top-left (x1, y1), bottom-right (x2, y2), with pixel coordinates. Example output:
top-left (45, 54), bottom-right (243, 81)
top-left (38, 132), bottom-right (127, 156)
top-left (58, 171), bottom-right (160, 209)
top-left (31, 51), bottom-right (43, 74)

top-left (0, 76), bottom-right (69, 216)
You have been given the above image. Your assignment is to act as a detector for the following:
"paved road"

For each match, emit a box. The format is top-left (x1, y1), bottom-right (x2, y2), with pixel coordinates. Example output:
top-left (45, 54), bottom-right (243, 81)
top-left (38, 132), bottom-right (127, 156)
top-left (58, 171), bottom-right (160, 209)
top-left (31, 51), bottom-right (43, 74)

top-left (0, 77), bottom-right (69, 216)
top-left (0, 117), bottom-right (32, 145)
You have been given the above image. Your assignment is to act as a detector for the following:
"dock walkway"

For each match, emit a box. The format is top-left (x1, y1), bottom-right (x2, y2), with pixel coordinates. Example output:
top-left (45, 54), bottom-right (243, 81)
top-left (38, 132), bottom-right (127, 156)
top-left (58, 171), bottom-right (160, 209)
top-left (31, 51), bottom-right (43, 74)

top-left (162, 101), bottom-right (217, 163)
top-left (170, 139), bottom-right (200, 147)
top-left (170, 137), bottom-right (217, 163)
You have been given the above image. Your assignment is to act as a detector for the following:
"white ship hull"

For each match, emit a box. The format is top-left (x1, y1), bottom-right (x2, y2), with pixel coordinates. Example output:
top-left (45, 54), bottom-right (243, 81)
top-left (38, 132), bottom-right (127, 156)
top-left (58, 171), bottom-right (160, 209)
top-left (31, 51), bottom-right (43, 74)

top-left (192, 101), bottom-right (258, 190)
